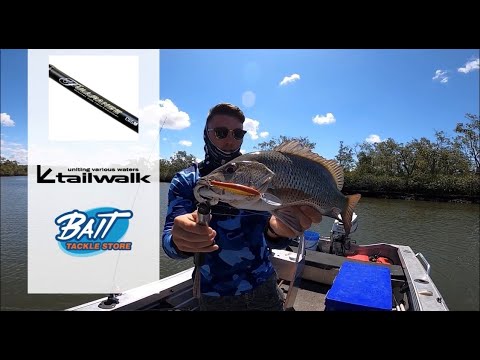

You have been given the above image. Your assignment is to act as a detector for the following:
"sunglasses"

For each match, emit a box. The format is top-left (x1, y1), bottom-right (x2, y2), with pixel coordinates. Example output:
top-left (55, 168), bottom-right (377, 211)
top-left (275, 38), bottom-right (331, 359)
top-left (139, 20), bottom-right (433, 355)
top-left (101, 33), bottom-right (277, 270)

top-left (208, 127), bottom-right (247, 140)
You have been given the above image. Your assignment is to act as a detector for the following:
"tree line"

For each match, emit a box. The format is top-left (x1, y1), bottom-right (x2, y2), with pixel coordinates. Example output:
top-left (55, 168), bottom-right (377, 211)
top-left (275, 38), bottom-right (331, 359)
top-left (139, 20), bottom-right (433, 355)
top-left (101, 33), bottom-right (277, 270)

top-left (333, 113), bottom-right (479, 201)
top-left (0, 157), bottom-right (27, 176)
top-left (158, 113), bottom-right (479, 202)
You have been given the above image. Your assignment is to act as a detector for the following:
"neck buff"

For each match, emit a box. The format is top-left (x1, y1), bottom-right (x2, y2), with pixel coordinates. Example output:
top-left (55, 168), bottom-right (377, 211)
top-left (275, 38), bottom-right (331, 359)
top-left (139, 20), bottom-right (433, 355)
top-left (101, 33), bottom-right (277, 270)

top-left (199, 124), bottom-right (242, 176)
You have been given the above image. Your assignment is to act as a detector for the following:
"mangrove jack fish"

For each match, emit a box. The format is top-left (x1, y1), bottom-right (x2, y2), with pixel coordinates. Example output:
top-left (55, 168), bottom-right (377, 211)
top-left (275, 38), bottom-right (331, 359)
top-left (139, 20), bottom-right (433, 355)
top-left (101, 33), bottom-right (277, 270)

top-left (194, 140), bottom-right (361, 237)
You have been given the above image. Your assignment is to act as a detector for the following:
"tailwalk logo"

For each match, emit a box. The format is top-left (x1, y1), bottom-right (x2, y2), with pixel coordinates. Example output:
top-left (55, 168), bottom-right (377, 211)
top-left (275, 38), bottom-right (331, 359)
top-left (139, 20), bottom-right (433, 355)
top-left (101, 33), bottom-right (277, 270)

top-left (37, 165), bottom-right (150, 183)
top-left (55, 207), bottom-right (133, 257)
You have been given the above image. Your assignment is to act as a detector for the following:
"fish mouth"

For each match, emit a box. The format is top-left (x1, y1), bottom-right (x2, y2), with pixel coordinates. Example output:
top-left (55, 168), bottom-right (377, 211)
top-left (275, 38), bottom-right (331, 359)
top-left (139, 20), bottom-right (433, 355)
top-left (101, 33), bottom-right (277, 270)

top-left (194, 164), bottom-right (274, 206)
top-left (194, 176), bottom-right (282, 212)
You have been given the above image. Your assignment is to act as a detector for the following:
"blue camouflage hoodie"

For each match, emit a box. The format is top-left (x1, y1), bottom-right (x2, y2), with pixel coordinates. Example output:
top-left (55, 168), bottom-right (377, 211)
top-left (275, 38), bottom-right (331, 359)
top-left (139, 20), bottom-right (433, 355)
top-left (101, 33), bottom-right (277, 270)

top-left (162, 163), bottom-right (290, 296)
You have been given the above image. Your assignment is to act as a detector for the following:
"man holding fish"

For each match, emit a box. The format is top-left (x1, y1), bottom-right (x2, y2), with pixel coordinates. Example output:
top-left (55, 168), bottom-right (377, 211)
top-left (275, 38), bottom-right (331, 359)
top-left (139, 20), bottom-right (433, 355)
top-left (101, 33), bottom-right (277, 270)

top-left (162, 103), bottom-right (357, 311)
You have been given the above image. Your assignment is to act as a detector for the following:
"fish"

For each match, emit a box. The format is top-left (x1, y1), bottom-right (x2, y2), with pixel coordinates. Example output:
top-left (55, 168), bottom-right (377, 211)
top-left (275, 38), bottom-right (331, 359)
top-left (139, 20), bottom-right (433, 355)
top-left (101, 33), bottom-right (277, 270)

top-left (194, 140), bottom-right (361, 237)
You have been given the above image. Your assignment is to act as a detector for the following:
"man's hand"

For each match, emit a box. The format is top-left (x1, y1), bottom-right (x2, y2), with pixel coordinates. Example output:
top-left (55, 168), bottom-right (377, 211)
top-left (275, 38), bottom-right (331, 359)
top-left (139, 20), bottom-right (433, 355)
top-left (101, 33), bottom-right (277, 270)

top-left (268, 205), bottom-right (322, 238)
top-left (171, 210), bottom-right (219, 253)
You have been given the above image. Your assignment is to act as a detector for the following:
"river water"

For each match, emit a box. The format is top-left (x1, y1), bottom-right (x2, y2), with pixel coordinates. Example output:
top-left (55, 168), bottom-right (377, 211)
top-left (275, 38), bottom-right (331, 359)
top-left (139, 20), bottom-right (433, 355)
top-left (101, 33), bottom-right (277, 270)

top-left (1, 178), bottom-right (478, 310)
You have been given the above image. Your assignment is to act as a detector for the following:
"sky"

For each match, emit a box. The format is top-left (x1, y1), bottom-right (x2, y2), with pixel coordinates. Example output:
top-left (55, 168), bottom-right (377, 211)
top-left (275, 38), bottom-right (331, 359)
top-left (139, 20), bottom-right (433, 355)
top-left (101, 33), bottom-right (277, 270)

top-left (1, 49), bottom-right (479, 164)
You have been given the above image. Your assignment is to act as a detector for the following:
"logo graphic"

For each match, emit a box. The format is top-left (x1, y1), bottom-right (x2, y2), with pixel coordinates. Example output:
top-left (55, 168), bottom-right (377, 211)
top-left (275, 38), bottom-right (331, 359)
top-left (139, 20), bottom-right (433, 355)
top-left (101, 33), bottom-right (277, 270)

top-left (55, 207), bottom-right (133, 257)
top-left (59, 77), bottom-right (79, 86)
top-left (37, 165), bottom-right (150, 183)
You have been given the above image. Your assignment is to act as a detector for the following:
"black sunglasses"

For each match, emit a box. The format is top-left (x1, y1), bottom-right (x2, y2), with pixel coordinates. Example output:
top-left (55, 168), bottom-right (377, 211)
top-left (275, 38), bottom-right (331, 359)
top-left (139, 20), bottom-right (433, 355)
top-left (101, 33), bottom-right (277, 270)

top-left (208, 127), bottom-right (247, 140)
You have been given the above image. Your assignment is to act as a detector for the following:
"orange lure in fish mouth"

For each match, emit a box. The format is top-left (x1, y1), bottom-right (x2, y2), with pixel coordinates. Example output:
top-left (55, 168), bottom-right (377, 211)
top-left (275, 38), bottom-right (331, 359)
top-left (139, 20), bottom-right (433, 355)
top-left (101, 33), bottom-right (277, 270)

top-left (210, 180), bottom-right (261, 196)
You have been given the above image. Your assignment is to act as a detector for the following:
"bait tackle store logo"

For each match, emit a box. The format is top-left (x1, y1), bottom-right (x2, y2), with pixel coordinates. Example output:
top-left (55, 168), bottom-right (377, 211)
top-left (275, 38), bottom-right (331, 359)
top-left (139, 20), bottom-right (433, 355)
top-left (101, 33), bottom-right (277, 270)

top-left (54, 207), bottom-right (133, 257)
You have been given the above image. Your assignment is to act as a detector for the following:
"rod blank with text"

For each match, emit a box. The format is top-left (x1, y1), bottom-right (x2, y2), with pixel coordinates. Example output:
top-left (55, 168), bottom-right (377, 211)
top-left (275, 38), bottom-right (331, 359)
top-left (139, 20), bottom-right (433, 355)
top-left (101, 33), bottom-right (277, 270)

top-left (49, 64), bottom-right (139, 133)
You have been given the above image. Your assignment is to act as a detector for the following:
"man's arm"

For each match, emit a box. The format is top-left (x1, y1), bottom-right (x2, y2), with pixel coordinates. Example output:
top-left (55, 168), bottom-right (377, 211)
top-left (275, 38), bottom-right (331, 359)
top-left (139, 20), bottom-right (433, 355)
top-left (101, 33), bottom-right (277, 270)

top-left (264, 216), bottom-right (292, 249)
top-left (162, 167), bottom-right (198, 259)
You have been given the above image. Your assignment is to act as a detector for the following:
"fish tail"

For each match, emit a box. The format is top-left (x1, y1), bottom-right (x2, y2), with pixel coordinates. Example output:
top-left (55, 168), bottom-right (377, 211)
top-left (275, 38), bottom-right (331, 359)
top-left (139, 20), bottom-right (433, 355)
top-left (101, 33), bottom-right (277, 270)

top-left (341, 194), bottom-right (361, 237)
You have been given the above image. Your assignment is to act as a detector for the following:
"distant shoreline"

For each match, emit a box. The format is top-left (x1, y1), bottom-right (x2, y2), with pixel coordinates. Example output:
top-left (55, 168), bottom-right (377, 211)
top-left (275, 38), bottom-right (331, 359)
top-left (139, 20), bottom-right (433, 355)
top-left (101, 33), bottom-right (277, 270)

top-left (159, 180), bottom-right (479, 204)
top-left (342, 190), bottom-right (479, 204)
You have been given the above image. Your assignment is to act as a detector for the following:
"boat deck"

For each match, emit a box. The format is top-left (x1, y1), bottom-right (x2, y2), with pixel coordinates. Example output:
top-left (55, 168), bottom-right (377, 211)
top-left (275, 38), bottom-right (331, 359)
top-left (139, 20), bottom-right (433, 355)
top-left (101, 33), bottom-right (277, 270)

top-left (67, 241), bottom-right (448, 311)
top-left (279, 279), bottom-right (329, 311)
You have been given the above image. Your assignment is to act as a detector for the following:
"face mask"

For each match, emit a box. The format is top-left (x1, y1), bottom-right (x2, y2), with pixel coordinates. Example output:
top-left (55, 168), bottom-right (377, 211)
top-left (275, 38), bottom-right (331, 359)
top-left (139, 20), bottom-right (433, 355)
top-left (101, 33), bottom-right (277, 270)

top-left (200, 124), bottom-right (242, 175)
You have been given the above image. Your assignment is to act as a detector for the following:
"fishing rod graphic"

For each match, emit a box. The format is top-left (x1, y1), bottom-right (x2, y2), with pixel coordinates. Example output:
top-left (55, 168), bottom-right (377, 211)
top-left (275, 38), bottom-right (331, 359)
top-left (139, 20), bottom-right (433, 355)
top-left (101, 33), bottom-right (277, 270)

top-left (49, 64), bottom-right (139, 133)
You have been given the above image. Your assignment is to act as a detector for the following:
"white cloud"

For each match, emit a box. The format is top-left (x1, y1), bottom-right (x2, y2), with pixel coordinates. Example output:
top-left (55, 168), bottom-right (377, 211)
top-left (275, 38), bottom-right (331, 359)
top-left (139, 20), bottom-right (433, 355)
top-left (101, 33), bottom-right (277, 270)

top-left (432, 69), bottom-right (449, 83)
top-left (242, 91), bottom-right (256, 108)
top-left (147, 129), bottom-right (159, 139)
top-left (259, 131), bottom-right (269, 138)
top-left (141, 99), bottom-right (190, 130)
top-left (242, 148), bottom-right (257, 154)
top-left (244, 118), bottom-right (261, 140)
top-left (458, 58), bottom-right (479, 74)
top-left (179, 140), bottom-right (192, 147)
top-left (312, 113), bottom-right (336, 125)
top-left (1, 140), bottom-right (27, 164)
top-left (366, 134), bottom-right (382, 143)
top-left (279, 73), bottom-right (300, 86)
top-left (135, 101), bottom-right (183, 141)
top-left (1, 113), bottom-right (15, 127)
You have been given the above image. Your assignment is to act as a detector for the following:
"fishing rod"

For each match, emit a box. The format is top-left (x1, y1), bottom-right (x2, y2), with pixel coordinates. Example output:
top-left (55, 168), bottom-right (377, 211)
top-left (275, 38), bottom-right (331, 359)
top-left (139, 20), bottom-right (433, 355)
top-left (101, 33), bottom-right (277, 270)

top-left (49, 64), bottom-right (139, 133)
top-left (192, 201), bottom-right (211, 299)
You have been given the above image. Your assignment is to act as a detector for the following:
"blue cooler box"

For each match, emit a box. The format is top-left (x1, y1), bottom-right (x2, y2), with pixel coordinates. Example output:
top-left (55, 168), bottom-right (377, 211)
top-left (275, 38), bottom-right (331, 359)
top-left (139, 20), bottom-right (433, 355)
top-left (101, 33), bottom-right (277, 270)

top-left (325, 261), bottom-right (392, 311)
